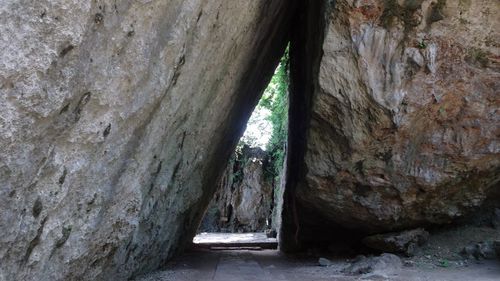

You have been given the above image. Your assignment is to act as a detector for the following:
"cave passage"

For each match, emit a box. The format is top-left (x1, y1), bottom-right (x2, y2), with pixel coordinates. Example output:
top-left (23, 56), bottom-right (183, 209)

top-left (193, 51), bottom-right (290, 250)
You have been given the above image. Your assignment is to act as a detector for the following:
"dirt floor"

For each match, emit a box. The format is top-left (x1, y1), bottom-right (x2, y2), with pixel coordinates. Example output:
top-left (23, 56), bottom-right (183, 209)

top-left (135, 226), bottom-right (500, 281)
top-left (134, 249), bottom-right (499, 281)
top-left (409, 225), bottom-right (499, 268)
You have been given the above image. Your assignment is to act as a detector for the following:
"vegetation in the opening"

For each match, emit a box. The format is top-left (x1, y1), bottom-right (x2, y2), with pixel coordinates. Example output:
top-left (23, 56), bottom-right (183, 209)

top-left (262, 49), bottom-right (289, 179)
top-left (239, 48), bottom-right (289, 180)
top-left (239, 107), bottom-right (272, 148)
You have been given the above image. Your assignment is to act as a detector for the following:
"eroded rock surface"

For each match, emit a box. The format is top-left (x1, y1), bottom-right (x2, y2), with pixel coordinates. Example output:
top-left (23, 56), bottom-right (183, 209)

top-left (199, 146), bottom-right (274, 233)
top-left (461, 241), bottom-right (498, 260)
top-left (284, 0), bottom-right (500, 248)
top-left (0, 0), bottom-right (294, 280)
top-left (362, 228), bottom-right (429, 256)
top-left (343, 253), bottom-right (402, 277)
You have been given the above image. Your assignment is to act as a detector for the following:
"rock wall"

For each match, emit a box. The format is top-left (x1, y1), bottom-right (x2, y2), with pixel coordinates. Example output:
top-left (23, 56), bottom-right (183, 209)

top-left (2, 0), bottom-right (499, 276)
top-left (282, 0), bottom-right (500, 250)
top-left (0, 1), bottom-right (295, 280)
top-left (199, 146), bottom-right (274, 233)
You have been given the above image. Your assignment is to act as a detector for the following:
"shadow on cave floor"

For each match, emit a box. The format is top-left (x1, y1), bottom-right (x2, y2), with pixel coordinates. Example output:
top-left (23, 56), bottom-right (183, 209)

top-left (134, 248), bottom-right (500, 281)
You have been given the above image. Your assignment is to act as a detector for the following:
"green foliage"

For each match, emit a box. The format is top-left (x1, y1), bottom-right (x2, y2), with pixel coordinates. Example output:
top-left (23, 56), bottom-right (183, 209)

top-left (417, 40), bottom-right (427, 49)
top-left (260, 48), bottom-right (289, 179)
top-left (237, 48), bottom-right (289, 181)
top-left (438, 259), bottom-right (450, 268)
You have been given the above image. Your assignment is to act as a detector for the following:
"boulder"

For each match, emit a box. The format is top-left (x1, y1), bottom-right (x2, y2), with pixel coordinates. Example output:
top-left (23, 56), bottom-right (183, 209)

top-left (362, 228), bottom-right (429, 256)
top-left (283, 0), bottom-right (500, 249)
top-left (0, 0), bottom-right (294, 280)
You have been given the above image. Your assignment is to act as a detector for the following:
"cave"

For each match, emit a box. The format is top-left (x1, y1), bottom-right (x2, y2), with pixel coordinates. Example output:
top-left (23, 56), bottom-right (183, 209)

top-left (1, 0), bottom-right (499, 280)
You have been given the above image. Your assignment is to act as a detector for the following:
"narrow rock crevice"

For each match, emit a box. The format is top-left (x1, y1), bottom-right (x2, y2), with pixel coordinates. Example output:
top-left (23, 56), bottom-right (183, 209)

top-left (280, 0), bottom-right (331, 252)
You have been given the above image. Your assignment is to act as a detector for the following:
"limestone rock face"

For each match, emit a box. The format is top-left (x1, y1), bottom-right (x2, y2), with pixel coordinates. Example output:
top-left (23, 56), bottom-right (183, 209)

top-left (286, 0), bottom-right (500, 241)
top-left (0, 0), bottom-right (293, 280)
top-left (200, 146), bottom-right (273, 233)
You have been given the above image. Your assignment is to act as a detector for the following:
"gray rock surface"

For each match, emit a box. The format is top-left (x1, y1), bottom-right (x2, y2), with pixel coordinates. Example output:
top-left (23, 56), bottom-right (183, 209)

top-left (283, 0), bottom-right (500, 249)
top-left (492, 209), bottom-right (500, 229)
top-left (343, 253), bottom-right (402, 276)
top-left (199, 146), bottom-right (274, 233)
top-left (2, 0), bottom-right (499, 279)
top-left (0, 0), bottom-right (294, 280)
top-left (494, 241), bottom-right (500, 258)
top-left (318, 257), bottom-right (333, 267)
top-left (461, 241), bottom-right (498, 260)
top-left (362, 228), bottom-right (429, 256)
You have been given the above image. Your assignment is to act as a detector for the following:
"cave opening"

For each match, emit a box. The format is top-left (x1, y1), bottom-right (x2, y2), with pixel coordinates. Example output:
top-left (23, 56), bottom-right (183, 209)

top-left (193, 50), bottom-right (290, 250)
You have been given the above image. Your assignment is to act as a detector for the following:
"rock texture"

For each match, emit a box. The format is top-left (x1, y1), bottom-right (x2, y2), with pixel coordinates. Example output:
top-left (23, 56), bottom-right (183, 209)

top-left (343, 253), bottom-right (402, 277)
top-left (2, 0), bottom-right (499, 278)
top-left (199, 146), bottom-right (274, 233)
top-left (461, 241), bottom-right (498, 260)
top-left (362, 228), bottom-right (429, 256)
top-left (283, 0), bottom-right (500, 249)
top-left (494, 241), bottom-right (500, 258)
top-left (0, 0), bottom-right (294, 280)
top-left (492, 209), bottom-right (500, 229)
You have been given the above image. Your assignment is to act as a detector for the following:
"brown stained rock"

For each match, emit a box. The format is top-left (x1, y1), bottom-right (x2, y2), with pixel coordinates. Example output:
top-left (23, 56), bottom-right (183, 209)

top-left (283, 0), bottom-right (500, 249)
top-left (362, 228), bottom-right (429, 256)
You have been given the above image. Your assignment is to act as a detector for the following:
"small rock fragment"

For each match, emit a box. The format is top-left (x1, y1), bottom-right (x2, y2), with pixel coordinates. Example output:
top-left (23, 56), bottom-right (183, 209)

top-left (403, 260), bottom-right (414, 267)
top-left (318, 257), bottom-right (333, 267)
top-left (343, 253), bottom-right (402, 276)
